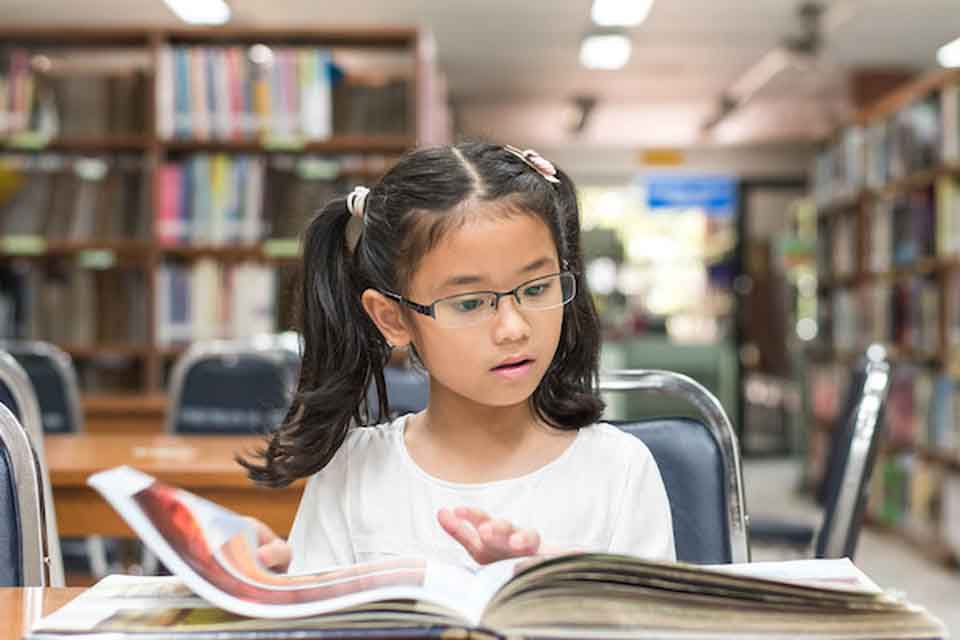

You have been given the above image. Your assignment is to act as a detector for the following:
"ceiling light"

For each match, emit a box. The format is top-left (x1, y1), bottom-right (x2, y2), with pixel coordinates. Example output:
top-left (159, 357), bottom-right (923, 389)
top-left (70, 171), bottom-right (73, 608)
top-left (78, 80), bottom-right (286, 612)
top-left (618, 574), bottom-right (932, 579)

top-left (937, 36), bottom-right (960, 68)
top-left (162, 0), bottom-right (231, 25)
top-left (591, 0), bottom-right (654, 27)
top-left (580, 32), bottom-right (631, 70)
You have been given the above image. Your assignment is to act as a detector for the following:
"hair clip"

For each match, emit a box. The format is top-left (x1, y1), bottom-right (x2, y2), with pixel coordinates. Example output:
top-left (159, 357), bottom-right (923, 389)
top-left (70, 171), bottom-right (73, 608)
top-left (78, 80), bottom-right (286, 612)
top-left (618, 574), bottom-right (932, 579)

top-left (503, 144), bottom-right (560, 184)
top-left (346, 186), bottom-right (370, 220)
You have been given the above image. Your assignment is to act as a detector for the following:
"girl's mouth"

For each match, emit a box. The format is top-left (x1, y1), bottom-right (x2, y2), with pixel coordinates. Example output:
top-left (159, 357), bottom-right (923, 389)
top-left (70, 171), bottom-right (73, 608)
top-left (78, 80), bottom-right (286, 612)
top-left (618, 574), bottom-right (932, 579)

top-left (491, 359), bottom-right (534, 378)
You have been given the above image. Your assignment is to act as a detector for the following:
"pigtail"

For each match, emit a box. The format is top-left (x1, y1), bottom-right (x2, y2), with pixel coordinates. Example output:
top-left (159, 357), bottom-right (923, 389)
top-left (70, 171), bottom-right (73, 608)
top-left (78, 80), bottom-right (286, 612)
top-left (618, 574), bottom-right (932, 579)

top-left (239, 198), bottom-right (390, 488)
top-left (532, 167), bottom-right (605, 429)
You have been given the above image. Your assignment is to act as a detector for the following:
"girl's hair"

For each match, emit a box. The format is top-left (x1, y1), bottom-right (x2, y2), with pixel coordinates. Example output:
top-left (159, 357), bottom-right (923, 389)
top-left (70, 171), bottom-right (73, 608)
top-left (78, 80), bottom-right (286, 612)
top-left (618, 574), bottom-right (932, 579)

top-left (240, 141), bottom-right (604, 487)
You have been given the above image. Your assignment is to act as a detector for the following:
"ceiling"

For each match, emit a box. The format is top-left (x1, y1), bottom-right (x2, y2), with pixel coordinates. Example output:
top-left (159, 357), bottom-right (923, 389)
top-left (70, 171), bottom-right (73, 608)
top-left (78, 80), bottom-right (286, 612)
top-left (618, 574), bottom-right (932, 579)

top-left (4, 0), bottom-right (960, 150)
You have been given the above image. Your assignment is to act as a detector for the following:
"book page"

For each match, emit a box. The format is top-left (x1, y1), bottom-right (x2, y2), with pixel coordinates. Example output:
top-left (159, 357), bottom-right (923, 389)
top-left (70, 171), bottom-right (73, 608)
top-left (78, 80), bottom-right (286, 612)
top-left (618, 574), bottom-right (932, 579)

top-left (703, 558), bottom-right (883, 593)
top-left (87, 466), bottom-right (480, 621)
top-left (29, 575), bottom-right (469, 637)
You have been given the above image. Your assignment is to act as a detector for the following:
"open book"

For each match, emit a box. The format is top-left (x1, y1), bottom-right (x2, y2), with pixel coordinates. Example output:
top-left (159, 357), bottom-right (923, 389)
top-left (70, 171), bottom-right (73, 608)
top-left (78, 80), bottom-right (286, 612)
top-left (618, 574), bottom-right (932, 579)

top-left (28, 466), bottom-right (947, 640)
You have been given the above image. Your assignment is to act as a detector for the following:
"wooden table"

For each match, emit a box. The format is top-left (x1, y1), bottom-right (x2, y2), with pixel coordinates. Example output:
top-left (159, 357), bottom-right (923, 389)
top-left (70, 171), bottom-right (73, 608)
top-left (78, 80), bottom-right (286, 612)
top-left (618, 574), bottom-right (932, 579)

top-left (1, 588), bottom-right (81, 640)
top-left (46, 434), bottom-right (303, 538)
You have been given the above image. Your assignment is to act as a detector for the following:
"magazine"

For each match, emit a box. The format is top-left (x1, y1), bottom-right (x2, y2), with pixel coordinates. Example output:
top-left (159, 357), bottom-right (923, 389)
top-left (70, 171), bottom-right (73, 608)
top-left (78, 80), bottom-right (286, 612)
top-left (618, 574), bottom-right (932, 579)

top-left (26, 466), bottom-right (947, 639)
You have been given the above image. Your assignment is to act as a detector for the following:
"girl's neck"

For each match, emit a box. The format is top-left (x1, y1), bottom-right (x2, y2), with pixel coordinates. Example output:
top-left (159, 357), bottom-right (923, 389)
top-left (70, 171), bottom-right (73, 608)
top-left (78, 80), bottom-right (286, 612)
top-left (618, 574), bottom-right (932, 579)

top-left (402, 380), bottom-right (575, 484)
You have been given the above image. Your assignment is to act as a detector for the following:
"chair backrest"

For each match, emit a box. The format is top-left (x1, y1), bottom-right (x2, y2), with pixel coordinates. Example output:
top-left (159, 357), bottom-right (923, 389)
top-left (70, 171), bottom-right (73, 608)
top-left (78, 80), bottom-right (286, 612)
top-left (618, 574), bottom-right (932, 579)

top-left (600, 369), bottom-right (749, 564)
top-left (816, 365), bottom-right (868, 506)
top-left (814, 349), bottom-right (891, 559)
top-left (2, 341), bottom-right (84, 434)
top-left (0, 403), bottom-right (48, 586)
top-left (167, 340), bottom-right (297, 434)
top-left (0, 350), bottom-right (64, 585)
top-left (366, 365), bottom-right (430, 421)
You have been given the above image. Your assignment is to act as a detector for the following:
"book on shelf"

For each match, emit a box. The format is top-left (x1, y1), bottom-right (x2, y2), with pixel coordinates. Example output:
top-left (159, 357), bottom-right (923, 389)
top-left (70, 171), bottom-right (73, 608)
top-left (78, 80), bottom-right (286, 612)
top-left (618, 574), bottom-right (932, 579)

top-left (926, 375), bottom-right (958, 451)
top-left (27, 465), bottom-right (947, 640)
top-left (156, 260), bottom-right (276, 346)
top-left (942, 474), bottom-right (960, 559)
top-left (941, 82), bottom-right (960, 164)
top-left (891, 187), bottom-right (936, 266)
top-left (936, 174), bottom-right (960, 257)
top-left (868, 197), bottom-right (893, 273)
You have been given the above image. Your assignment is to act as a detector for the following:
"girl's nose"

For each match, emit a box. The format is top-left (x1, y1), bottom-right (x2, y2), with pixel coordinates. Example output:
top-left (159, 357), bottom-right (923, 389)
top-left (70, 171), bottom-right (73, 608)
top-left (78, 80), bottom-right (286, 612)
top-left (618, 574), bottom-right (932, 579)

top-left (492, 296), bottom-right (531, 343)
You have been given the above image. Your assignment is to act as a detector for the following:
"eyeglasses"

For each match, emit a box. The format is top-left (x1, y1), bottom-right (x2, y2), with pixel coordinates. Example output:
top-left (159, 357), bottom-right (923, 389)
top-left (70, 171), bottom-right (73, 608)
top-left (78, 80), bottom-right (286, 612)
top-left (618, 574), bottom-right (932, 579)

top-left (381, 272), bottom-right (577, 329)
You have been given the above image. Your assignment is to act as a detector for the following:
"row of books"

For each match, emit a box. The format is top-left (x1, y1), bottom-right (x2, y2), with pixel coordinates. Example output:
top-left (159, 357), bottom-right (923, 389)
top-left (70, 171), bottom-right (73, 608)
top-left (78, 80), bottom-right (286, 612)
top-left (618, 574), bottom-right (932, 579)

top-left (155, 260), bottom-right (278, 346)
top-left (0, 154), bottom-right (147, 240)
top-left (827, 278), bottom-right (939, 356)
top-left (813, 92), bottom-right (943, 206)
top-left (1, 47), bottom-right (149, 138)
top-left (0, 261), bottom-right (147, 345)
top-left (157, 45), bottom-right (334, 141)
top-left (867, 451), bottom-right (960, 560)
top-left (156, 154), bottom-right (360, 245)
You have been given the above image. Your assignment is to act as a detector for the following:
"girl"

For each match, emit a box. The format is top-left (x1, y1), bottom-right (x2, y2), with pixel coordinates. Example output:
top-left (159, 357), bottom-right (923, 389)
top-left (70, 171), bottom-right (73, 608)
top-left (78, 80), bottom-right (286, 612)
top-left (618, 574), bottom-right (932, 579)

top-left (242, 142), bottom-right (675, 572)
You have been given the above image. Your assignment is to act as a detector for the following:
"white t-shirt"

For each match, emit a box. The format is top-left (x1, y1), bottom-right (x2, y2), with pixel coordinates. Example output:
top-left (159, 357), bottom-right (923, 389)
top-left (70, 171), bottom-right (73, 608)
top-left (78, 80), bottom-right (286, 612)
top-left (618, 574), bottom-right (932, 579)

top-left (287, 416), bottom-right (676, 572)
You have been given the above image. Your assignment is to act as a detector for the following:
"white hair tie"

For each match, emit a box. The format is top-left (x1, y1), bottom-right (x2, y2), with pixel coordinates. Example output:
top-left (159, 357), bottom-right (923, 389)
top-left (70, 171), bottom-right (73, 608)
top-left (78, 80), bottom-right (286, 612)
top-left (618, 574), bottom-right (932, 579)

top-left (346, 186), bottom-right (370, 220)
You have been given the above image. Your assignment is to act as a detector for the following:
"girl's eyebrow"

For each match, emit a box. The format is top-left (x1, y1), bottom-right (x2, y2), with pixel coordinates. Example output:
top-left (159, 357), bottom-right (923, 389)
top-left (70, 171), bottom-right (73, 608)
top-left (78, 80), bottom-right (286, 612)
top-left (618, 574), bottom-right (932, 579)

top-left (439, 257), bottom-right (556, 290)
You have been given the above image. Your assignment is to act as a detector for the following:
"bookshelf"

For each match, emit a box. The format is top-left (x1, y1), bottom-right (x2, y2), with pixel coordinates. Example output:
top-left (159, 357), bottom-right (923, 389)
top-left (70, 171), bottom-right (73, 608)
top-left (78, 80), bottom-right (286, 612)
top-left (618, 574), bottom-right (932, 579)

top-left (810, 68), bottom-right (960, 568)
top-left (0, 26), bottom-right (446, 408)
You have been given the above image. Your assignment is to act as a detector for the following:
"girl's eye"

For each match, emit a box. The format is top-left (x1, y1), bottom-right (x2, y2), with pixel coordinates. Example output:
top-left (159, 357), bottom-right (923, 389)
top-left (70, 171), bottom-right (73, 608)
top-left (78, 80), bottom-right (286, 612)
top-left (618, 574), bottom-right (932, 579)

top-left (523, 283), bottom-right (550, 297)
top-left (452, 297), bottom-right (486, 313)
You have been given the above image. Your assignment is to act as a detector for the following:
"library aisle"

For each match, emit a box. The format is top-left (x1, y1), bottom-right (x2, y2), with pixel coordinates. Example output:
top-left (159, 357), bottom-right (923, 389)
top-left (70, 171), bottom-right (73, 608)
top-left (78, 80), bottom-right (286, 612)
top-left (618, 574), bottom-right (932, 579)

top-left (746, 457), bottom-right (960, 635)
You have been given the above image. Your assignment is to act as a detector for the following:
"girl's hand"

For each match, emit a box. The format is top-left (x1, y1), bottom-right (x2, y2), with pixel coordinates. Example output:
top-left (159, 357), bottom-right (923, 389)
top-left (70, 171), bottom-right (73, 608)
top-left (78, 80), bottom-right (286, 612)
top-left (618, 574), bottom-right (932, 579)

top-left (247, 517), bottom-right (292, 572)
top-left (437, 506), bottom-right (541, 564)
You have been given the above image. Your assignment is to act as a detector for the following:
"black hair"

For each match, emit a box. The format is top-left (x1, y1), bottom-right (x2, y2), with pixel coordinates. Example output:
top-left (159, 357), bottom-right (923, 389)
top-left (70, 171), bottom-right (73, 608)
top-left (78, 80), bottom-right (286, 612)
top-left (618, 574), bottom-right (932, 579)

top-left (240, 141), bottom-right (604, 487)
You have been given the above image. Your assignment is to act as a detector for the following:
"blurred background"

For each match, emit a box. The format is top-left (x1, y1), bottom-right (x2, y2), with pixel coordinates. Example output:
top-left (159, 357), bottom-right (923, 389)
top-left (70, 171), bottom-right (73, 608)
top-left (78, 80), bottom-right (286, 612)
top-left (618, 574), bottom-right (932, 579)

top-left (1, 0), bottom-right (959, 632)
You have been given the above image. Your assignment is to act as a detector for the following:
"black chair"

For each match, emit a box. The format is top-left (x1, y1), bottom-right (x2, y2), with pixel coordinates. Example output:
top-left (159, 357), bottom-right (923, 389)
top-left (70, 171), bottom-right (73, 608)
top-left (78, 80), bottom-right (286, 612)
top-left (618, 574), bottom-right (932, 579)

top-left (167, 340), bottom-right (297, 434)
top-left (0, 350), bottom-right (64, 585)
top-left (2, 341), bottom-right (84, 434)
top-left (0, 402), bottom-right (51, 586)
top-left (599, 369), bottom-right (749, 564)
top-left (366, 364), bottom-right (430, 421)
top-left (749, 347), bottom-right (891, 559)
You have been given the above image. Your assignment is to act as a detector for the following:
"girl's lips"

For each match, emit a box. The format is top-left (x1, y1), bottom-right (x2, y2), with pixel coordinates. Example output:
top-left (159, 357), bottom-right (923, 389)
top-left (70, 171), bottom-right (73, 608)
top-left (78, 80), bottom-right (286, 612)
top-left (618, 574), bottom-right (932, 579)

top-left (491, 359), bottom-right (534, 379)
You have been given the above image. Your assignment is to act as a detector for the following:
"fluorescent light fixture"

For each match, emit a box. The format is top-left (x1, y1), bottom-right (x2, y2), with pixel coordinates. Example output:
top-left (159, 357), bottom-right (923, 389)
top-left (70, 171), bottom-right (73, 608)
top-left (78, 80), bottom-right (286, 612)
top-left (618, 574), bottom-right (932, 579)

top-left (580, 32), bottom-right (631, 70)
top-left (937, 36), bottom-right (960, 68)
top-left (162, 0), bottom-right (231, 25)
top-left (591, 0), bottom-right (654, 27)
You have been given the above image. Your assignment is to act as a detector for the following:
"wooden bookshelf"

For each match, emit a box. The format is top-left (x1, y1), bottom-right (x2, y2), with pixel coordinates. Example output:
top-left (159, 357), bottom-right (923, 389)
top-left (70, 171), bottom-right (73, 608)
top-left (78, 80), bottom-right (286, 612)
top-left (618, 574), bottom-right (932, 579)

top-left (0, 25), bottom-right (446, 402)
top-left (810, 67), bottom-right (960, 568)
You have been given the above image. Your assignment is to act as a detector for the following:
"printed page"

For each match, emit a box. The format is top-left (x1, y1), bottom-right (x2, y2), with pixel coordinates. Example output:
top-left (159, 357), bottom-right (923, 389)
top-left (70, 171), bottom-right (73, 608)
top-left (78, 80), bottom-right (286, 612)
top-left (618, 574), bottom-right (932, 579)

top-left (87, 466), bottom-right (481, 621)
top-left (703, 558), bottom-right (884, 593)
top-left (29, 575), bottom-right (469, 637)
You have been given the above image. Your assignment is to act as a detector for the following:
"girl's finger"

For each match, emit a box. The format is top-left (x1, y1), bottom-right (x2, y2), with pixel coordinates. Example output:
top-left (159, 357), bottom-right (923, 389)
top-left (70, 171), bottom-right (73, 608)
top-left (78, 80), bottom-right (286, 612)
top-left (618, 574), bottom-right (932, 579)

top-left (257, 538), bottom-right (291, 570)
top-left (453, 506), bottom-right (490, 526)
top-left (438, 508), bottom-right (483, 555)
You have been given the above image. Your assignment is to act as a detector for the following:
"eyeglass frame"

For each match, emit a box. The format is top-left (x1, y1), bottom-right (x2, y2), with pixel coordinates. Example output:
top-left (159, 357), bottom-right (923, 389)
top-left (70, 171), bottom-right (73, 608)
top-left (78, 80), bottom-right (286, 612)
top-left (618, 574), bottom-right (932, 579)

top-left (379, 271), bottom-right (578, 326)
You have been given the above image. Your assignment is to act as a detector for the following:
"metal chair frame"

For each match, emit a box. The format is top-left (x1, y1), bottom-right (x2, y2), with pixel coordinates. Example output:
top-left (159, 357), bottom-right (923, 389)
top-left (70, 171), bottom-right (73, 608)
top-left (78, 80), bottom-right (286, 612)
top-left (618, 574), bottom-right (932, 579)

top-left (817, 355), bottom-right (891, 559)
top-left (0, 350), bottom-right (64, 585)
top-left (599, 368), bottom-right (750, 564)
top-left (0, 403), bottom-right (49, 586)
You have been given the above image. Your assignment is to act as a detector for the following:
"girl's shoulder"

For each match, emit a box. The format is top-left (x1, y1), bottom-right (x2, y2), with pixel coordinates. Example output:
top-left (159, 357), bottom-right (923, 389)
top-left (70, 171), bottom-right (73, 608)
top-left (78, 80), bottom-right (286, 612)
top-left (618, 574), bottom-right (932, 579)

top-left (575, 422), bottom-right (656, 462)
top-left (344, 415), bottom-right (406, 453)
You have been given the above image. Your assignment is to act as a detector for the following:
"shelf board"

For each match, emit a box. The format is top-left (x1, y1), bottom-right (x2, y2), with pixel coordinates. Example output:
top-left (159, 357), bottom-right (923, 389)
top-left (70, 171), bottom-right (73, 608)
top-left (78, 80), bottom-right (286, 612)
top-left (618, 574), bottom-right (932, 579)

top-left (62, 344), bottom-right (151, 359)
top-left (159, 244), bottom-right (299, 263)
top-left (162, 26), bottom-right (419, 47)
top-left (0, 135), bottom-right (152, 153)
top-left (919, 447), bottom-right (960, 472)
top-left (162, 135), bottom-right (414, 155)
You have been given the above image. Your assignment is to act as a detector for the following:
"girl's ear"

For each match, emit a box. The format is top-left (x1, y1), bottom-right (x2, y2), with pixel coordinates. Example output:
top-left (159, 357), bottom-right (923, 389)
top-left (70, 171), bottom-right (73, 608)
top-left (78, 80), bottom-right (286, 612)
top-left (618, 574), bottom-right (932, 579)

top-left (361, 289), bottom-right (413, 349)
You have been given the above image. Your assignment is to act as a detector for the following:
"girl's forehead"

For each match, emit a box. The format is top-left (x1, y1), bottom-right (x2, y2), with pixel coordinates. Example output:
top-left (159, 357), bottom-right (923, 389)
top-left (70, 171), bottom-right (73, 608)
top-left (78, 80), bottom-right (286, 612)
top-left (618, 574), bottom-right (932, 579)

top-left (412, 213), bottom-right (559, 292)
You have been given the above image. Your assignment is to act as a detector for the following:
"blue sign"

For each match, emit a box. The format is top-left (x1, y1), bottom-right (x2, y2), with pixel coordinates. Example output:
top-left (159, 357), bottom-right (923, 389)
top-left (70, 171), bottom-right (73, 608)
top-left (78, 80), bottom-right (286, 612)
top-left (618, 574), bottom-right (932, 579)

top-left (644, 174), bottom-right (737, 217)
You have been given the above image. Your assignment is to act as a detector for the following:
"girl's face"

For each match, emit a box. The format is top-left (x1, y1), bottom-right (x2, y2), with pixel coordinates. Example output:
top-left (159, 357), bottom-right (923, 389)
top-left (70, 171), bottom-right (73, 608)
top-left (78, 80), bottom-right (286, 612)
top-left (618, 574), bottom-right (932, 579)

top-left (403, 212), bottom-right (565, 408)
